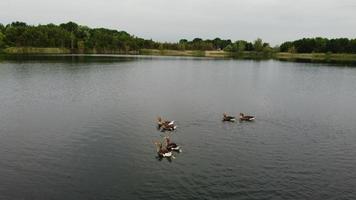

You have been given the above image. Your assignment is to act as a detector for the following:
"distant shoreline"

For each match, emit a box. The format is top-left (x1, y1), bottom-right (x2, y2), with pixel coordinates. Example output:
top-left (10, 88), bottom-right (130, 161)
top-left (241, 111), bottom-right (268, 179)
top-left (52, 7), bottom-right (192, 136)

top-left (2, 47), bottom-right (356, 64)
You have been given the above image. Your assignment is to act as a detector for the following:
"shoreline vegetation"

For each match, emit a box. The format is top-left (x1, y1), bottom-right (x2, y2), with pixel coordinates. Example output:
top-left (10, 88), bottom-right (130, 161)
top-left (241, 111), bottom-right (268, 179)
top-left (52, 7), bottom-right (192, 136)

top-left (1, 21), bottom-right (356, 63)
top-left (2, 47), bottom-right (356, 64)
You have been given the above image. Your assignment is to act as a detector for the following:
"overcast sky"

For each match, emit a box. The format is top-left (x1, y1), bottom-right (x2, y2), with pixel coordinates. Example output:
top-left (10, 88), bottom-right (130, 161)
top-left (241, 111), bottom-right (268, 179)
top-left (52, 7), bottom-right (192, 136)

top-left (1, 0), bottom-right (355, 45)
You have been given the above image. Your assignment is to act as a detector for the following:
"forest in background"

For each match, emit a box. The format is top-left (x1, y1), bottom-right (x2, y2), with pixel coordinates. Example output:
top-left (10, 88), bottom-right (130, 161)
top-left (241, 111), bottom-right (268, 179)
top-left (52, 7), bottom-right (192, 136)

top-left (1, 21), bottom-right (356, 54)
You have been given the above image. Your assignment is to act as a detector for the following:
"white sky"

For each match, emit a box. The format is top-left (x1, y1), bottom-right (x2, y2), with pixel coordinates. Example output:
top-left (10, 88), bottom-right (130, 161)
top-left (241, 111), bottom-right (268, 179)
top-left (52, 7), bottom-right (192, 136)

top-left (1, 0), bottom-right (355, 45)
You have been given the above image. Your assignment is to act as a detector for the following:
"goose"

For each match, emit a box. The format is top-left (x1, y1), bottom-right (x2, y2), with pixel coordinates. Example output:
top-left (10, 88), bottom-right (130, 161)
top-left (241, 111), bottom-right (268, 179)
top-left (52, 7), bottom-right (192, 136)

top-left (160, 123), bottom-right (177, 132)
top-left (223, 112), bottom-right (236, 122)
top-left (157, 117), bottom-right (174, 128)
top-left (155, 141), bottom-right (172, 158)
top-left (165, 136), bottom-right (181, 152)
top-left (239, 113), bottom-right (255, 121)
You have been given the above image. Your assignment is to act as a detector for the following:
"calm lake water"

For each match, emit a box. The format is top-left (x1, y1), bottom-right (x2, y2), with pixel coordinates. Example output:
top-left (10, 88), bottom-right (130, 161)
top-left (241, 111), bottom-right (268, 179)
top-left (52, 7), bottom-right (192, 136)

top-left (0, 55), bottom-right (356, 200)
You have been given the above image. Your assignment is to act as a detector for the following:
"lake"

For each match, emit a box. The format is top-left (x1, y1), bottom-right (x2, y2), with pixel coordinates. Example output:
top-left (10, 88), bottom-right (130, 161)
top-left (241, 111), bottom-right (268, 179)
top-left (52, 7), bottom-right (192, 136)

top-left (0, 55), bottom-right (356, 200)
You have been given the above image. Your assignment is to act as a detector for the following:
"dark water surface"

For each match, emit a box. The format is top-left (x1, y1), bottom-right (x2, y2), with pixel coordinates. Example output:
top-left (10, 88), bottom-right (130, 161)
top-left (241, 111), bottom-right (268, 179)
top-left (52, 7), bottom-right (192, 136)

top-left (1, 55), bottom-right (356, 200)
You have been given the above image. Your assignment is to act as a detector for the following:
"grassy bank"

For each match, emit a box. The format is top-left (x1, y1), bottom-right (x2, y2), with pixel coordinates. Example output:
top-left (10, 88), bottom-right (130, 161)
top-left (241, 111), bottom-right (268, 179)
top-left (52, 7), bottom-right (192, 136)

top-left (141, 50), bottom-right (356, 62)
top-left (2, 47), bottom-right (356, 64)
top-left (2, 47), bottom-right (139, 55)
top-left (139, 49), bottom-right (207, 57)
top-left (4, 47), bottom-right (71, 54)
top-left (140, 49), bottom-right (275, 59)
top-left (276, 52), bottom-right (356, 62)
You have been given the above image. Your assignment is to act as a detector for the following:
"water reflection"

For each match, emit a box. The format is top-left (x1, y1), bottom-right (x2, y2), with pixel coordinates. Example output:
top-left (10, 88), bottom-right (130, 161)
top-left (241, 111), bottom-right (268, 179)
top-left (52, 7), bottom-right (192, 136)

top-left (0, 54), bottom-right (137, 63)
top-left (277, 57), bottom-right (356, 66)
top-left (2, 54), bottom-right (356, 66)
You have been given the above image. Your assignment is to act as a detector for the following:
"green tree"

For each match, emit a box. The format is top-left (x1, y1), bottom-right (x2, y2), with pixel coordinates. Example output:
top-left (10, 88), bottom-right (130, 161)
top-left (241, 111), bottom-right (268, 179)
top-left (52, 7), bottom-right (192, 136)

top-left (0, 23), bottom-right (4, 33)
top-left (235, 40), bottom-right (246, 52)
top-left (212, 38), bottom-right (222, 49)
top-left (60, 22), bottom-right (78, 49)
top-left (253, 38), bottom-right (263, 52)
top-left (0, 32), bottom-right (5, 49)
top-left (350, 39), bottom-right (356, 53)
top-left (179, 39), bottom-right (188, 44)
top-left (280, 41), bottom-right (293, 52)
top-left (223, 44), bottom-right (233, 51)
top-left (10, 21), bottom-right (27, 27)
top-left (192, 38), bottom-right (203, 43)
top-left (314, 37), bottom-right (327, 52)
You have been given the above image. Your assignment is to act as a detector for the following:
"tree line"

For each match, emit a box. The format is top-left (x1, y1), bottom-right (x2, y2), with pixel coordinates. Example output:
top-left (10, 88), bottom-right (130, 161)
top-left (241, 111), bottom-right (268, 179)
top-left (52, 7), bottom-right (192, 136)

top-left (0, 21), bottom-right (273, 53)
top-left (0, 21), bottom-right (355, 54)
top-left (0, 21), bottom-right (158, 52)
top-left (280, 38), bottom-right (356, 54)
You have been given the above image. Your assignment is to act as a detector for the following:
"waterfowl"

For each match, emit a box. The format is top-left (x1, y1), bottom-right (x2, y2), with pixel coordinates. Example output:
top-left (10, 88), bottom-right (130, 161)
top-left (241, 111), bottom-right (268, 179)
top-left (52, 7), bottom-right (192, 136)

top-left (157, 117), bottom-right (177, 131)
top-left (223, 112), bottom-right (236, 122)
top-left (160, 123), bottom-right (177, 132)
top-left (239, 113), bottom-right (255, 121)
top-left (157, 117), bottom-right (174, 128)
top-left (155, 141), bottom-right (172, 158)
top-left (165, 136), bottom-right (181, 152)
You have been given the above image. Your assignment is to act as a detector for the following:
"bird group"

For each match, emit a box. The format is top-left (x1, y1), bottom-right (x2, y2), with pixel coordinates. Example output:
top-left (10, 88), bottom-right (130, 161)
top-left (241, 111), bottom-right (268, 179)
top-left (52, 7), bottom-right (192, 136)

top-left (154, 117), bottom-right (181, 160)
top-left (223, 112), bottom-right (255, 122)
top-left (154, 112), bottom-right (255, 160)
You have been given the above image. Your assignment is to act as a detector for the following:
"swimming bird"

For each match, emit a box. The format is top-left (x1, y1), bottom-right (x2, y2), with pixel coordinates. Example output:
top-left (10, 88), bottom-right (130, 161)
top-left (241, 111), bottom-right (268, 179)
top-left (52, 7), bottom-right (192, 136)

top-left (223, 112), bottom-right (236, 122)
top-left (165, 136), bottom-right (181, 152)
top-left (160, 123), bottom-right (177, 132)
top-left (157, 117), bottom-right (177, 131)
top-left (155, 141), bottom-right (173, 158)
top-left (239, 113), bottom-right (255, 121)
top-left (157, 116), bottom-right (175, 127)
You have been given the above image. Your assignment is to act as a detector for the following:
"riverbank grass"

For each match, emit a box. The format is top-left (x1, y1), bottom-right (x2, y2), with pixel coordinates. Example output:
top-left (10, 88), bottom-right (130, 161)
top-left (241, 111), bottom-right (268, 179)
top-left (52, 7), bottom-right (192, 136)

top-left (2, 47), bottom-right (356, 63)
top-left (4, 47), bottom-right (70, 54)
top-left (276, 52), bottom-right (356, 62)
